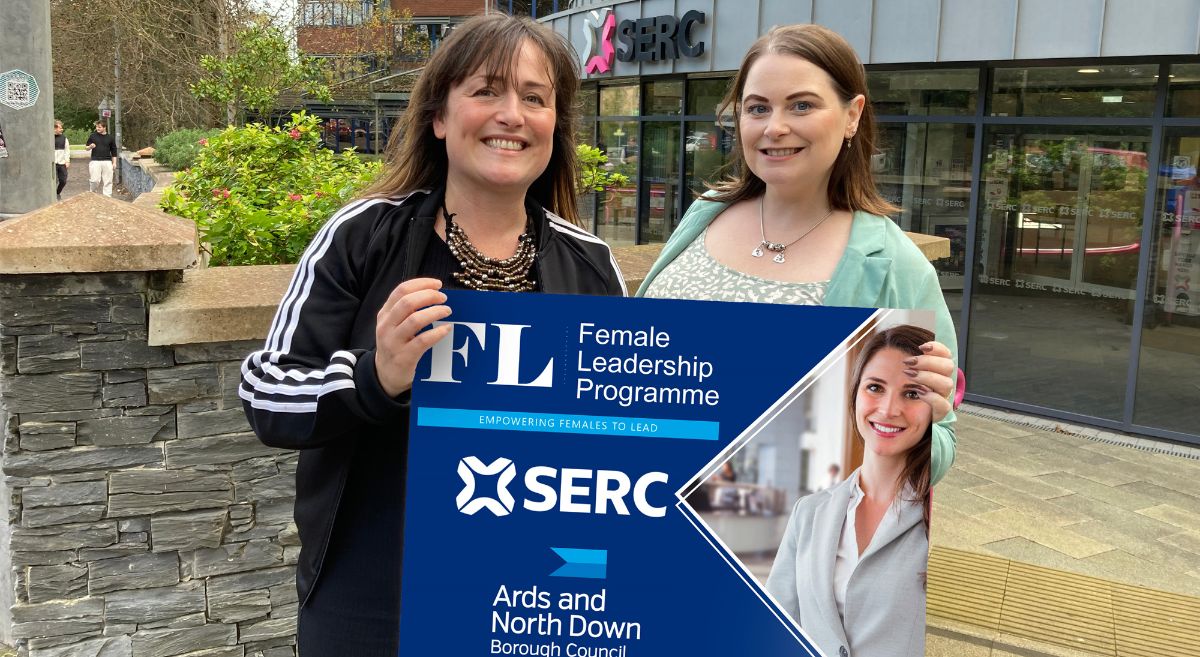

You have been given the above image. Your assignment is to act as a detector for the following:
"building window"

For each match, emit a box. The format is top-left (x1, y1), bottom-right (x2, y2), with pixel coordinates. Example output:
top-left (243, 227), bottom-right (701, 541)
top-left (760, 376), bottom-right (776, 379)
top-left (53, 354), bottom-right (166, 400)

top-left (989, 65), bottom-right (1157, 118)
top-left (968, 126), bottom-right (1150, 419)
top-left (874, 122), bottom-right (975, 317)
top-left (869, 68), bottom-right (977, 116)
top-left (593, 121), bottom-right (639, 246)
top-left (500, 0), bottom-right (562, 18)
top-left (1137, 129), bottom-right (1200, 433)
top-left (1167, 63), bottom-right (1200, 117)
top-left (300, 0), bottom-right (374, 26)
top-left (644, 80), bottom-right (683, 116)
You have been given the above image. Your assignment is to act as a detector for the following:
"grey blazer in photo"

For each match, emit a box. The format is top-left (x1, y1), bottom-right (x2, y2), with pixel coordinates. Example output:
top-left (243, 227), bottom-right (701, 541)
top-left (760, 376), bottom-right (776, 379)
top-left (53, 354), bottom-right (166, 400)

top-left (764, 471), bottom-right (928, 657)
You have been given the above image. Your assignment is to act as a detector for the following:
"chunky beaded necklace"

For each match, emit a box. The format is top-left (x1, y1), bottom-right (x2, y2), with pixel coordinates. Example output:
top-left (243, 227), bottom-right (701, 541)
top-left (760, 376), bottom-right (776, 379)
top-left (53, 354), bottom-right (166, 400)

top-left (442, 202), bottom-right (537, 292)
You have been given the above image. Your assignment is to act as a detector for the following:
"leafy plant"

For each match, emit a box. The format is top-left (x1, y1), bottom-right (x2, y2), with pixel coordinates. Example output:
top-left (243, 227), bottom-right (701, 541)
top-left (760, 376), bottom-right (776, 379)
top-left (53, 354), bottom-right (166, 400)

top-left (191, 25), bottom-right (333, 125)
top-left (153, 128), bottom-right (223, 170)
top-left (576, 144), bottom-right (629, 194)
top-left (160, 113), bottom-right (381, 266)
top-left (64, 128), bottom-right (91, 149)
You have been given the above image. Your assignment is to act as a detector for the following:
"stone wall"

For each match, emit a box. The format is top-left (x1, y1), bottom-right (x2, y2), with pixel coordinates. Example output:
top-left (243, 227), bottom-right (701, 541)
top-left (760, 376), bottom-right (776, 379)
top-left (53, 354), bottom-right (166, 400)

top-left (0, 196), bottom-right (297, 657)
top-left (118, 155), bottom-right (164, 201)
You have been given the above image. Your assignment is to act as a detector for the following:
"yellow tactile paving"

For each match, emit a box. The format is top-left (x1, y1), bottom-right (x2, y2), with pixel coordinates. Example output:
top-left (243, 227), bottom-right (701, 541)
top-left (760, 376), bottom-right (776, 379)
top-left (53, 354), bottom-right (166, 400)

top-left (928, 547), bottom-right (1200, 657)
top-left (928, 547), bottom-right (1008, 630)
top-left (1000, 562), bottom-right (1116, 655)
top-left (1111, 584), bottom-right (1200, 657)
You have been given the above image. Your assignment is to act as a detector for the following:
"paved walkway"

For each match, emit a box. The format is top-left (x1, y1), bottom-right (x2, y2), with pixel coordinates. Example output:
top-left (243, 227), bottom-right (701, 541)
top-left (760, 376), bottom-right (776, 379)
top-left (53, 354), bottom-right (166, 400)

top-left (59, 151), bottom-right (133, 202)
top-left (928, 406), bottom-right (1200, 656)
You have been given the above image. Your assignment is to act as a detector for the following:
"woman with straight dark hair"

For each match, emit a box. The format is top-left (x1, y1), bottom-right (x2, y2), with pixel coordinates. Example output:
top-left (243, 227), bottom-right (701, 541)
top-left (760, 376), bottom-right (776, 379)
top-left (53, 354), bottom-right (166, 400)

top-left (239, 14), bottom-right (624, 656)
top-left (639, 24), bottom-right (958, 484)
top-left (766, 325), bottom-right (934, 657)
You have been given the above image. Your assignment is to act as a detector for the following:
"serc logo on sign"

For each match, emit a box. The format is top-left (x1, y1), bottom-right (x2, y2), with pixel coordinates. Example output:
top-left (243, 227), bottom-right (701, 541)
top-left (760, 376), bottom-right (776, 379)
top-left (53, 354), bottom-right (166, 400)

top-left (457, 456), bottom-right (518, 516)
top-left (455, 456), bottom-right (670, 518)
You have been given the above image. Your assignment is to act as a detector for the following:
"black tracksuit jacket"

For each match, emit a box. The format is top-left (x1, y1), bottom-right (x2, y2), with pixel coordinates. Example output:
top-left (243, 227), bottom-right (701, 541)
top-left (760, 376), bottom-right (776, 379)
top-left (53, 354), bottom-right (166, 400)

top-left (239, 188), bottom-right (624, 653)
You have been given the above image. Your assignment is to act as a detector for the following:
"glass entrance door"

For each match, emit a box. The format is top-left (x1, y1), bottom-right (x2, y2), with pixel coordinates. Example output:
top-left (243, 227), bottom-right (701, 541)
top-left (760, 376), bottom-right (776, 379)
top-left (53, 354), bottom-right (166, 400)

top-left (983, 132), bottom-right (1147, 297)
top-left (969, 126), bottom-right (1150, 419)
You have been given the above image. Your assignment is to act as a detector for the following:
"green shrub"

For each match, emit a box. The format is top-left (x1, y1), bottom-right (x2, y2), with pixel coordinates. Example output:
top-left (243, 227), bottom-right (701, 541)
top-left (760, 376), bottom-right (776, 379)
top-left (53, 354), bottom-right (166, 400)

top-left (160, 112), bottom-right (381, 266)
top-left (154, 128), bottom-right (223, 170)
top-left (64, 128), bottom-right (91, 149)
top-left (576, 144), bottom-right (629, 193)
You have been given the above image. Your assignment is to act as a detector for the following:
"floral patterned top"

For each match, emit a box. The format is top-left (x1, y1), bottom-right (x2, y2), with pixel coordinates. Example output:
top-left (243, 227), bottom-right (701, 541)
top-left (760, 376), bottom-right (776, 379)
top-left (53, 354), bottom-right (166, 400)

top-left (643, 227), bottom-right (829, 304)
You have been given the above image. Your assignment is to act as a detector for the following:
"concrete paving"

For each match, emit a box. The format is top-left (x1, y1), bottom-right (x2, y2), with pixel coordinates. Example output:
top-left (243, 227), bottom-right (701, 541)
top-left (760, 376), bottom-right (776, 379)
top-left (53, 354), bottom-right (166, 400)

top-left (928, 406), bottom-right (1200, 656)
top-left (58, 151), bottom-right (133, 202)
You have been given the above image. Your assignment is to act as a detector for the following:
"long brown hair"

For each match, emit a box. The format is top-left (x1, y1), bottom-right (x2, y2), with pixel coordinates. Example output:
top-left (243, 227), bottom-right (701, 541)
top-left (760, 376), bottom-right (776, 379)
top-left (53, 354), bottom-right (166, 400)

top-left (364, 14), bottom-right (583, 224)
top-left (847, 324), bottom-right (933, 531)
top-left (708, 24), bottom-right (896, 216)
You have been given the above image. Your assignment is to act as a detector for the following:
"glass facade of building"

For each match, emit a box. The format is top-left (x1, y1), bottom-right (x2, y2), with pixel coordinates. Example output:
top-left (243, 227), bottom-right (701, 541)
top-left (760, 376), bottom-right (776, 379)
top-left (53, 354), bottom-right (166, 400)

top-left (578, 60), bottom-right (1200, 445)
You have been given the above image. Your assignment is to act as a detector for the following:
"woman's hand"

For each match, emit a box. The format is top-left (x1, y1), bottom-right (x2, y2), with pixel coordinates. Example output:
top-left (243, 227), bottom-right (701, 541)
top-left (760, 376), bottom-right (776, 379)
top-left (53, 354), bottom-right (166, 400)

top-left (374, 278), bottom-right (453, 398)
top-left (904, 341), bottom-right (955, 423)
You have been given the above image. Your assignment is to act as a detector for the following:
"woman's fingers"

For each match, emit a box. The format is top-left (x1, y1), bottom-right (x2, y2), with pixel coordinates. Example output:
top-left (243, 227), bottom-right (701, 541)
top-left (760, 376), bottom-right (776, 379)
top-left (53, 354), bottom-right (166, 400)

top-left (903, 340), bottom-right (956, 403)
top-left (903, 352), bottom-right (955, 379)
top-left (904, 368), bottom-right (953, 400)
top-left (394, 304), bottom-right (453, 344)
top-left (373, 278), bottom-right (453, 397)
top-left (918, 386), bottom-right (952, 423)
top-left (378, 277), bottom-right (444, 319)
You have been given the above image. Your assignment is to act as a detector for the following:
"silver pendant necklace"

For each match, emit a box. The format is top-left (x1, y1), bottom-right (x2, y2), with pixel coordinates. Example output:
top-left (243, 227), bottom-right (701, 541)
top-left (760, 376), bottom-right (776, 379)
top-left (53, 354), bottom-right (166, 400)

top-left (752, 196), bottom-right (836, 264)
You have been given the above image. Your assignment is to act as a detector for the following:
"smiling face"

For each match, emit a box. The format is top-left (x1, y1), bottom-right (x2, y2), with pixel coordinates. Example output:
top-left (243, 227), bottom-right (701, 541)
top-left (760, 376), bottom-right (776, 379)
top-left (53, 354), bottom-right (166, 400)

top-left (854, 347), bottom-right (931, 462)
top-left (433, 40), bottom-right (557, 198)
top-left (738, 53), bottom-right (863, 192)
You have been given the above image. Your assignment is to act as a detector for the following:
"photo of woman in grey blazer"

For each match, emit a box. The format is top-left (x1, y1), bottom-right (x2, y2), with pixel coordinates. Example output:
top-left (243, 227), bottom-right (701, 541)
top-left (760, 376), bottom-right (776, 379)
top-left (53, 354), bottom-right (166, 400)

top-left (765, 325), bottom-right (933, 657)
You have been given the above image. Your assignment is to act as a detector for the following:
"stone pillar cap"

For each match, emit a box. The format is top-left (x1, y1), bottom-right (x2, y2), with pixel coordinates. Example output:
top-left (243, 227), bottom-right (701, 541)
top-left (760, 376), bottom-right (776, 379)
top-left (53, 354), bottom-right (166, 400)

top-left (0, 193), bottom-right (197, 274)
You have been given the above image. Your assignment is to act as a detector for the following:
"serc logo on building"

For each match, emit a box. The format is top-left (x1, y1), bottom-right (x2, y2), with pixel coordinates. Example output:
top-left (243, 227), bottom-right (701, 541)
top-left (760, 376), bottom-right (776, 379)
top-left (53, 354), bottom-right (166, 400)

top-left (582, 9), bottom-right (617, 75)
top-left (581, 8), bottom-right (707, 76)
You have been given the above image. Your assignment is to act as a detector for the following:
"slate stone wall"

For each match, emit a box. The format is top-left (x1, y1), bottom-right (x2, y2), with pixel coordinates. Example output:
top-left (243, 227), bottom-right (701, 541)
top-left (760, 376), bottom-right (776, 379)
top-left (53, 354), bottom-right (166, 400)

top-left (0, 271), bottom-right (297, 657)
top-left (118, 156), bottom-right (159, 201)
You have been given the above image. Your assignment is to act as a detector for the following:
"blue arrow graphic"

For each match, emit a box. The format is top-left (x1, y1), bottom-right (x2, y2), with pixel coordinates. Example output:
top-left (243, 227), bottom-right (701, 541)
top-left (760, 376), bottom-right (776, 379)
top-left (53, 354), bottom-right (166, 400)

top-left (550, 547), bottom-right (607, 579)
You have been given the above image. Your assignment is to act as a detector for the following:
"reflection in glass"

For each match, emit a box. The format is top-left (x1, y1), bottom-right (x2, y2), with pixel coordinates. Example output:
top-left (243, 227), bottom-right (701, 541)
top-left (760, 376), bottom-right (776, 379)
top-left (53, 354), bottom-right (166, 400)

top-left (644, 80), bottom-right (683, 116)
top-left (868, 69), bottom-right (977, 116)
top-left (579, 84), bottom-right (598, 120)
top-left (684, 121), bottom-right (735, 215)
top-left (600, 84), bottom-right (639, 116)
top-left (1167, 64), bottom-right (1200, 117)
top-left (990, 65), bottom-right (1157, 118)
top-left (874, 123), bottom-right (974, 331)
top-left (968, 126), bottom-right (1149, 419)
top-left (640, 122), bottom-right (681, 244)
top-left (687, 77), bottom-right (731, 115)
top-left (594, 121), bottom-right (639, 246)
top-left (1135, 131), bottom-right (1200, 434)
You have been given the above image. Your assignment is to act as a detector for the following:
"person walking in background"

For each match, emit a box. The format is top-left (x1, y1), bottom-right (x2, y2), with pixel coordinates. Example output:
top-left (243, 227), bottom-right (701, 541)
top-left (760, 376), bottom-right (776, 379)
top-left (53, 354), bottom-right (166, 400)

top-left (53, 120), bottom-right (70, 200)
top-left (85, 121), bottom-right (116, 197)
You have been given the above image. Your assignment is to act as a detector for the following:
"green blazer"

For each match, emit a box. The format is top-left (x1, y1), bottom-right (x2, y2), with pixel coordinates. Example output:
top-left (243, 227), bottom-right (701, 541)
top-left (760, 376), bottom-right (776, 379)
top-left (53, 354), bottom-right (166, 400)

top-left (637, 197), bottom-right (958, 485)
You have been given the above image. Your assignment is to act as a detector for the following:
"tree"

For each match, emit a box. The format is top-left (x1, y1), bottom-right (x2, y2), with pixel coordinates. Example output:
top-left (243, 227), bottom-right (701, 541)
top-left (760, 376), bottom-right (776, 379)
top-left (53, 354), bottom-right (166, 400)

top-left (191, 25), bottom-right (333, 126)
top-left (50, 0), bottom-right (276, 147)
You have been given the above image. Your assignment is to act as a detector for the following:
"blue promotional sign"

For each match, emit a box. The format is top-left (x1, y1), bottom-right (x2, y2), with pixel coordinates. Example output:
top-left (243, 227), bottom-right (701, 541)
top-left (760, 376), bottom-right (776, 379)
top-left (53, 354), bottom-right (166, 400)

top-left (400, 291), bottom-right (881, 656)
